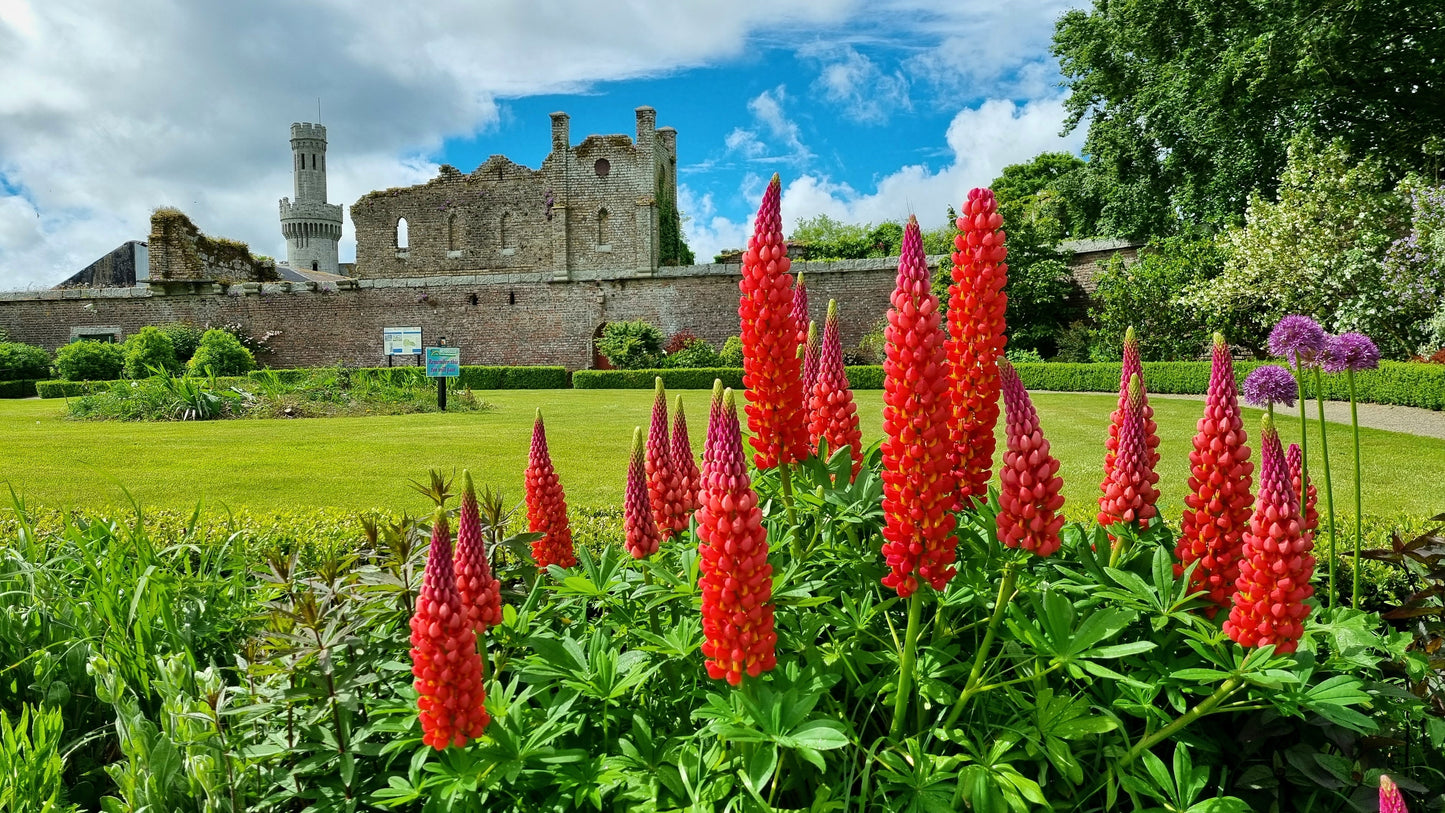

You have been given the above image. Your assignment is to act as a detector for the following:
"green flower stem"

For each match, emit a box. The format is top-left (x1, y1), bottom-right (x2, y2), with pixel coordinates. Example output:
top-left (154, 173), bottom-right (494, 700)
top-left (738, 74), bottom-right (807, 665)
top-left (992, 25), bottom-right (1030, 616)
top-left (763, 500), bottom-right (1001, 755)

top-left (1312, 367), bottom-right (1338, 609)
top-left (778, 460), bottom-right (801, 558)
top-left (1296, 357), bottom-right (1318, 600)
top-left (944, 562), bottom-right (1019, 729)
top-left (1123, 677), bottom-right (1244, 766)
top-left (1348, 370), bottom-right (1364, 606)
top-left (889, 592), bottom-right (924, 739)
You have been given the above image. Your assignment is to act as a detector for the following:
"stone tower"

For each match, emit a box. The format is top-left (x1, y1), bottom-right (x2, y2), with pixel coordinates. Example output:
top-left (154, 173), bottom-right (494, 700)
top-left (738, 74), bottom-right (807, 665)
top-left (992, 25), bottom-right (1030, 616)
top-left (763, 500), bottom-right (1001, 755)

top-left (279, 122), bottom-right (344, 274)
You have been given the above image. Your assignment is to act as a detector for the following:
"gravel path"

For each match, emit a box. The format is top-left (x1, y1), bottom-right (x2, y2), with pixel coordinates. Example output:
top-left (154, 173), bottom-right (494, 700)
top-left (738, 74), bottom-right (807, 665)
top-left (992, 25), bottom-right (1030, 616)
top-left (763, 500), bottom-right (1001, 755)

top-left (1136, 393), bottom-right (1445, 440)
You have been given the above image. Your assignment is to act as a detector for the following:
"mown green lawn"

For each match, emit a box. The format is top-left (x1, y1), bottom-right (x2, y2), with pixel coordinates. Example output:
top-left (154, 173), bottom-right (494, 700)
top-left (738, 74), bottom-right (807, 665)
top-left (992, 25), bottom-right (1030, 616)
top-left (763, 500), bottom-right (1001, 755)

top-left (0, 390), bottom-right (1441, 521)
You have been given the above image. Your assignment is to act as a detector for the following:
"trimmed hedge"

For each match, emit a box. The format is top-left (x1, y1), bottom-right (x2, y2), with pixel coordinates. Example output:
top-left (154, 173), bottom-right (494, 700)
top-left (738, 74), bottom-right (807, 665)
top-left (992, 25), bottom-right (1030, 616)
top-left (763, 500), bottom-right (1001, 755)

top-left (573, 368), bottom-right (747, 390)
top-left (0, 379), bottom-right (38, 398)
top-left (249, 366), bottom-right (569, 390)
top-left (37, 380), bottom-right (104, 398)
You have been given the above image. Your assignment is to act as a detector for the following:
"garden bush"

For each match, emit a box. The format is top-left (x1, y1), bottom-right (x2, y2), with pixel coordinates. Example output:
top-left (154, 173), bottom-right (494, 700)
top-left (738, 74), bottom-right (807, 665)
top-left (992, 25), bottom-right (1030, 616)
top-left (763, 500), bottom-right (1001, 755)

top-left (155, 322), bottom-right (204, 363)
top-left (595, 319), bottom-right (664, 369)
top-left (661, 337), bottom-right (723, 369)
top-left (573, 367), bottom-right (746, 390)
top-left (121, 326), bottom-right (180, 378)
top-left (718, 335), bottom-right (744, 367)
top-left (0, 379), bottom-right (38, 398)
top-left (0, 342), bottom-right (50, 381)
top-left (53, 340), bottom-right (124, 382)
top-left (187, 329), bottom-right (255, 376)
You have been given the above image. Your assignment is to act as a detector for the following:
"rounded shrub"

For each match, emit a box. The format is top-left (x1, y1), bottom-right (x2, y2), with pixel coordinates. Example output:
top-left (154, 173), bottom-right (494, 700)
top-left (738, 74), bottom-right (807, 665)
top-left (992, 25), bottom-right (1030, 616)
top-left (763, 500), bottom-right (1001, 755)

top-left (718, 335), bottom-right (744, 367)
top-left (596, 320), bottom-right (664, 370)
top-left (188, 329), bottom-right (256, 376)
top-left (157, 322), bottom-right (205, 363)
top-left (122, 327), bottom-right (180, 378)
top-left (54, 340), bottom-right (124, 381)
top-left (663, 337), bottom-right (722, 369)
top-left (0, 342), bottom-right (51, 381)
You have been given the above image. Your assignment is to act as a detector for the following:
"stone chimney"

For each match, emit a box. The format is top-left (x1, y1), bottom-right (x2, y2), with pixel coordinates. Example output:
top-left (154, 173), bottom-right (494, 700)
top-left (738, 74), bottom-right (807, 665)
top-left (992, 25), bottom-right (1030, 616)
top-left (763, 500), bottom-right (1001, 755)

top-left (635, 106), bottom-right (656, 156)
top-left (550, 112), bottom-right (570, 153)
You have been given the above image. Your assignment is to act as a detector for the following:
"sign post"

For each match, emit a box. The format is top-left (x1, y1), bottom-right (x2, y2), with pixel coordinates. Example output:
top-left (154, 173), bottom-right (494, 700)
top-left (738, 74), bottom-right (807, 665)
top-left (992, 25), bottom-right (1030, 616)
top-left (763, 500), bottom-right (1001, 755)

top-left (383, 327), bottom-right (423, 368)
top-left (425, 341), bottom-right (459, 411)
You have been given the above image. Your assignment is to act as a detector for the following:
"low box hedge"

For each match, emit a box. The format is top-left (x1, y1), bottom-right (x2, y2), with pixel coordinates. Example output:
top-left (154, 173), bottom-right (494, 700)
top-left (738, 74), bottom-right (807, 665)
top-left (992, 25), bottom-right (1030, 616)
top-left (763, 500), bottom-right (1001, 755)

top-left (249, 365), bottom-right (569, 390)
top-left (36, 380), bottom-right (105, 398)
top-left (0, 379), bottom-right (39, 398)
top-left (573, 368), bottom-right (747, 390)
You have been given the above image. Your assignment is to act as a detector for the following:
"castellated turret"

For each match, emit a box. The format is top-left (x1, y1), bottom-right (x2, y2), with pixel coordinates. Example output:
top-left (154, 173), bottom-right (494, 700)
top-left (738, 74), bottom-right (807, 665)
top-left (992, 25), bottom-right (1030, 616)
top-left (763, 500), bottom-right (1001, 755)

top-left (279, 122), bottom-right (344, 274)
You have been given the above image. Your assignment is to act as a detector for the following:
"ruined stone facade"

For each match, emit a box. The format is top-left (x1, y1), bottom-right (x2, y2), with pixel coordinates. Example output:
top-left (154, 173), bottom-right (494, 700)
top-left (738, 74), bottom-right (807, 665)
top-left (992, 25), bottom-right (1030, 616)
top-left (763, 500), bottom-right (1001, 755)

top-left (350, 107), bottom-right (682, 281)
top-left (279, 122), bottom-right (344, 274)
top-left (147, 209), bottom-right (278, 289)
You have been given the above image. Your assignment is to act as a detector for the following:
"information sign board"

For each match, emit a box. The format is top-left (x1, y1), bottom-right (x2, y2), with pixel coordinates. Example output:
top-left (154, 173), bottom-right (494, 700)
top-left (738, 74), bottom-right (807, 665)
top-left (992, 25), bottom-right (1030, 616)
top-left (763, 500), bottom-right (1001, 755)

top-left (384, 327), bottom-right (423, 356)
top-left (425, 347), bottom-right (460, 378)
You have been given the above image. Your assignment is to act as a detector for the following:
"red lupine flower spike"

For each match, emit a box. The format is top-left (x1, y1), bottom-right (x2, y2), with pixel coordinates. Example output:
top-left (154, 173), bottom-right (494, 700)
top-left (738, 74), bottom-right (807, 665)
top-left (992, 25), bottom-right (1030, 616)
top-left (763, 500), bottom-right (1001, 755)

top-left (996, 360), bottom-right (1066, 556)
top-left (1098, 373), bottom-right (1161, 532)
top-left (802, 320), bottom-right (821, 431)
top-left (1287, 443), bottom-right (1319, 541)
top-left (807, 300), bottom-right (863, 482)
top-left (671, 395), bottom-right (701, 519)
top-left (946, 187), bottom-right (1009, 510)
top-left (525, 410), bottom-right (577, 569)
top-left (410, 509), bottom-right (490, 749)
top-left (1379, 776), bottom-right (1408, 813)
top-left (880, 216), bottom-right (959, 598)
top-left (1225, 413), bottom-right (1316, 654)
top-left (645, 378), bottom-right (687, 539)
top-left (695, 387), bottom-right (777, 685)
top-left (1175, 334), bottom-right (1255, 617)
top-left (738, 173), bottom-right (809, 469)
top-left (454, 470), bottom-right (503, 635)
top-left (1106, 327), bottom-right (1161, 474)
top-left (792, 272), bottom-right (810, 348)
top-left (625, 427), bottom-right (663, 559)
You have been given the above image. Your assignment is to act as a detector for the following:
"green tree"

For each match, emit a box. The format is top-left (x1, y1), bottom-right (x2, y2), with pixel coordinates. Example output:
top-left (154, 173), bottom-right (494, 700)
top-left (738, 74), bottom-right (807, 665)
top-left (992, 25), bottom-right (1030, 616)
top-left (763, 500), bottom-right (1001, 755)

top-left (187, 330), bottom-right (255, 376)
top-left (0, 342), bottom-right (50, 381)
top-left (1053, 0), bottom-right (1445, 236)
top-left (1182, 136), bottom-right (1408, 355)
top-left (1092, 237), bottom-right (1223, 361)
top-left (122, 327), bottom-right (180, 378)
top-left (991, 152), bottom-right (1099, 240)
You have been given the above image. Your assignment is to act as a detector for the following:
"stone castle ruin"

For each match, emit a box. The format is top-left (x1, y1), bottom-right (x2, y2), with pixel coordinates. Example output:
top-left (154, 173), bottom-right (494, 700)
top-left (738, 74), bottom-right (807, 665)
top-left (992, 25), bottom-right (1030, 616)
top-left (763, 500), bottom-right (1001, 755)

top-left (0, 105), bottom-right (1138, 370)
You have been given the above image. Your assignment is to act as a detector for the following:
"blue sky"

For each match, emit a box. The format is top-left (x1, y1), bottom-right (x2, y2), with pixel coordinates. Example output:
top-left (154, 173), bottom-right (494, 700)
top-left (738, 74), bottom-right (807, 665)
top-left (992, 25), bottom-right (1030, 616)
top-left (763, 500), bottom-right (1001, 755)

top-left (0, 0), bottom-right (1083, 288)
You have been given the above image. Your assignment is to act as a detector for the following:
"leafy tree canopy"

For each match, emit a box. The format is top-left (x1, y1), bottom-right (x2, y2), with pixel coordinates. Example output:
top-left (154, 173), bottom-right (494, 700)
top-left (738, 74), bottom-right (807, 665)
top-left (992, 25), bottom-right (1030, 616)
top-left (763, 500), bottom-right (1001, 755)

top-left (1053, 0), bottom-right (1445, 238)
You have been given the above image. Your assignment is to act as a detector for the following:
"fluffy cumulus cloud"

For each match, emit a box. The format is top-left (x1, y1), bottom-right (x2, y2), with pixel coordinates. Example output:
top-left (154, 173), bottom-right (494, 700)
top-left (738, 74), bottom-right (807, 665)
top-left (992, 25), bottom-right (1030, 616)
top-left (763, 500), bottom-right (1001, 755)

top-left (798, 43), bottom-right (912, 124)
top-left (0, 0), bottom-right (855, 289)
top-left (684, 95), bottom-right (1085, 262)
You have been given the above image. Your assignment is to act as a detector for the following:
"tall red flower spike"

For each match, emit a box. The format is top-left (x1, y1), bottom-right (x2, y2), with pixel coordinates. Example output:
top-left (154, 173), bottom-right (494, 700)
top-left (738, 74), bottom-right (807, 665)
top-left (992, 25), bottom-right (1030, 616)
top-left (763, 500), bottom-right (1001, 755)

top-left (1098, 374), bottom-right (1161, 532)
top-left (625, 427), bottom-right (663, 559)
top-left (645, 378), bottom-right (687, 539)
top-left (1379, 776), bottom-right (1408, 813)
top-left (410, 510), bottom-right (490, 749)
top-left (738, 173), bottom-right (808, 469)
top-left (946, 187), bottom-right (1009, 510)
top-left (1175, 334), bottom-right (1255, 617)
top-left (802, 320), bottom-right (821, 434)
top-left (525, 410), bottom-right (577, 569)
top-left (808, 300), bottom-right (863, 482)
top-left (996, 360), bottom-right (1066, 556)
top-left (880, 216), bottom-right (959, 598)
top-left (792, 272), bottom-right (810, 348)
top-left (454, 470), bottom-right (503, 635)
top-left (1286, 443), bottom-right (1319, 542)
top-left (1225, 414), bottom-right (1315, 654)
top-left (671, 395), bottom-right (701, 519)
top-left (1105, 327), bottom-right (1161, 474)
top-left (695, 386), bottom-right (777, 685)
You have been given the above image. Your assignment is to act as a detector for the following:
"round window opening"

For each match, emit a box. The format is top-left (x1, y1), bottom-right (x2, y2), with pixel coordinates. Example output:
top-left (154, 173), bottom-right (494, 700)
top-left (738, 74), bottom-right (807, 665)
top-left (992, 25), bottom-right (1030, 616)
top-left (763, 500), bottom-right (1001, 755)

top-left (594, 158), bottom-right (611, 178)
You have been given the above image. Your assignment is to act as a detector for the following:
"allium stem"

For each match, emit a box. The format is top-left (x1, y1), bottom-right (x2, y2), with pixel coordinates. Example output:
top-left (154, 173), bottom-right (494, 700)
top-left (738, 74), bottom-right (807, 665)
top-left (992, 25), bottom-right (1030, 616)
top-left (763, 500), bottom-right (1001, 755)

top-left (889, 592), bottom-right (924, 738)
top-left (1295, 354), bottom-right (1310, 523)
top-left (1348, 370), bottom-right (1363, 607)
top-left (945, 562), bottom-right (1018, 728)
top-left (1312, 367), bottom-right (1337, 608)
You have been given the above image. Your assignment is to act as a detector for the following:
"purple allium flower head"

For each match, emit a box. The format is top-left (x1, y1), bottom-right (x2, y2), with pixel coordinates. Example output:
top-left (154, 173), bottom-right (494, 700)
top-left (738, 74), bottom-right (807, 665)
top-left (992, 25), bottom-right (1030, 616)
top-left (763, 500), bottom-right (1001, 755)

top-left (1268, 315), bottom-right (1327, 366)
top-left (1321, 332), bottom-right (1380, 374)
top-left (1242, 365), bottom-right (1298, 409)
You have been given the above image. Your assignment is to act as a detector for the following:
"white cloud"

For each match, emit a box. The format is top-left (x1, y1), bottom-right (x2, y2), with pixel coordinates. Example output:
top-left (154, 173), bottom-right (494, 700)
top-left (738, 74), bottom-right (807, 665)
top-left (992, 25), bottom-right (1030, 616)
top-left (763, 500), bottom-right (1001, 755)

top-left (799, 43), bottom-right (911, 124)
top-left (778, 94), bottom-right (1084, 233)
top-left (724, 127), bottom-right (767, 159)
top-left (678, 183), bottom-right (751, 263)
top-left (0, 0), bottom-right (857, 289)
top-left (746, 86), bottom-right (814, 163)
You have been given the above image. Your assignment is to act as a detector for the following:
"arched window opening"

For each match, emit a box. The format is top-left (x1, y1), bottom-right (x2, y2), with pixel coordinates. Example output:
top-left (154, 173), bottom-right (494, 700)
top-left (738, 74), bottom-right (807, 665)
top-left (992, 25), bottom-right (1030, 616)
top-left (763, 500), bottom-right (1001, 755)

top-left (500, 213), bottom-right (513, 249)
top-left (312, 261), bottom-right (318, 271)
top-left (597, 208), bottom-right (610, 246)
top-left (448, 213), bottom-right (460, 251)
top-left (311, 154), bottom-right (316, 170)
top-left (396, 217), bottom-right (409, 249)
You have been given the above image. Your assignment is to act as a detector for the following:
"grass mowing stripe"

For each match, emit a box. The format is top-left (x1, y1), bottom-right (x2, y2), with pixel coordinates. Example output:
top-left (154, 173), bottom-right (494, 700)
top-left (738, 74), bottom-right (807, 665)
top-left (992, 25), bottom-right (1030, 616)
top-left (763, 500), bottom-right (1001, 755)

top-left (0, 390), bottom-right (1440, 521)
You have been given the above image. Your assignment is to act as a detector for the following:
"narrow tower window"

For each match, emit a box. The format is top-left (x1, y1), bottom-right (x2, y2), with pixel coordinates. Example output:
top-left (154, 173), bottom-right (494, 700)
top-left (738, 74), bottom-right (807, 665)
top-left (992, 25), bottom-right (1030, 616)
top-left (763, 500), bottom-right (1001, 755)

top-left (397, 217), bottom-right (409, 249)
top-left (447, 213), bottom-right (460, 251)
top-left (597, 208), bottom-right (609, 246)
top-left (500, 213), bottom-right (512, 249)
top-left (311, 154), bottom-right (316, 169)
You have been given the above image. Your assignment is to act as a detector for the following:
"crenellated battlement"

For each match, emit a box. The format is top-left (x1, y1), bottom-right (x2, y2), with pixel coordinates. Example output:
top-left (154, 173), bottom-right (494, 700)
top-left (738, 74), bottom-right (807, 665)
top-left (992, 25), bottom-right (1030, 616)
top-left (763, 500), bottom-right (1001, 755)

top-left (290, 122), bottom-right (327, 142)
